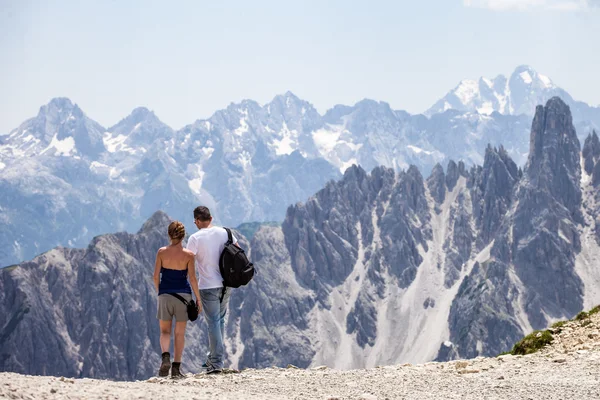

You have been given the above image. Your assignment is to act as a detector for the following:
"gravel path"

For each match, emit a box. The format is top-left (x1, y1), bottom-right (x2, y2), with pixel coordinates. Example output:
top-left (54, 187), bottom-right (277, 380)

top-left (2, 350), bottom-right (600, 400)
top-left (3, 312), bottom-right (600, 399)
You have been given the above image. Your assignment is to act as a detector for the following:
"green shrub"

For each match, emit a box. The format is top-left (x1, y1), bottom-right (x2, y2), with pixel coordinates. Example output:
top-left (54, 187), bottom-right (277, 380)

top-left (589, 305), bottom-right (600, 316)
top-left (509, 330), bottom-right (554, 355)
top-left (575, 311), bottom-right (589, 321)
top-left (551, 320), bottom-right (567, 329)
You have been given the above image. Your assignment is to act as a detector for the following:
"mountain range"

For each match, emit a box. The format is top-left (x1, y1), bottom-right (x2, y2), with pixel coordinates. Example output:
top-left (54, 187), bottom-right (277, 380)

top-left (0, 65), bottom-right (599, 271)
top-left (2, 96), bottom-right (600, 379)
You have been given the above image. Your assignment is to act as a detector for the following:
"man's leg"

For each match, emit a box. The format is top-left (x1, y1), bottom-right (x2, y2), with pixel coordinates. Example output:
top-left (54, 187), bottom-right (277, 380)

top-left (200, 288), bottom-right (224, 369)
top-left (219, 288), bottom-right (232, 347)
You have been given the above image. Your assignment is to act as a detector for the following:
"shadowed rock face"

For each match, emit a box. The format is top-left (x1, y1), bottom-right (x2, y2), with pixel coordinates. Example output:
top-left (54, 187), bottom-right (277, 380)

top-left (2, 97), bottom-right (598, 377)
top-left (581, 130), bottom-right (600, 244)
top-left (582, 131), bottom-right (600, 176)
top-left (511, 97), bottom-right (583, 328)
top-left (443, 97), bottom-right (586, 360)
top-left (468, 145), bottom-right (519, 248)
top-left (427, 163), bottom-right (446, 205)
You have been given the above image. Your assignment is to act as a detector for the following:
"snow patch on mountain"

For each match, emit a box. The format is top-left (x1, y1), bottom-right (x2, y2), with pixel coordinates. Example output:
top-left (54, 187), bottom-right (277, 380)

top-left (519, 70), bottom-right (533, 84)
top-left (477, 102), bottom-right (495, 115)
top-left (187, 164), bottom-right (205, 195)
top-left (455, 80), bottom-right (480, 104)
top-left (311, 118), bottom-right (364, 173)
top-left (312, 125), bottom-right (344, 155)
top-left (407, 145), bottom-right (433, 155)
top-left (272, 121), bottom-right (298, 156)
top-left (234, 109), bottom-right (249, 137)
top-left (40, 134), bottom-right (76, 156)
top-left (539, 74), bottom-right (553, 88)
top-left (103, 132), bottom-right (135, 154)
top-left (201, 146), bottom-right (214, 158)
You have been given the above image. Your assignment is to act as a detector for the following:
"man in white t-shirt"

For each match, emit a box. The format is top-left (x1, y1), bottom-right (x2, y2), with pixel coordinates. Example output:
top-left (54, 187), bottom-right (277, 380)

top-left (186, 206), bottom-right (237, 374)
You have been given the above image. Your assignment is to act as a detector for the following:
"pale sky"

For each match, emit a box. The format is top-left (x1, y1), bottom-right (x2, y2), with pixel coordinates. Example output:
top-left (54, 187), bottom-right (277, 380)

top-left (1, 0), bottom-right (599, 133)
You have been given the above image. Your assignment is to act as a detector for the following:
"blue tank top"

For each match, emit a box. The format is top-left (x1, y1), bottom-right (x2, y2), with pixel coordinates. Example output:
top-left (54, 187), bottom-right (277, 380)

top-left (158, 267), bottom-right (192, 295)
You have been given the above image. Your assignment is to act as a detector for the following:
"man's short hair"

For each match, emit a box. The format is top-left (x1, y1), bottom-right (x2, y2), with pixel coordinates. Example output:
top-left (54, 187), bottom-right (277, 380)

top-left (194, 206), bottom-right (212, 221)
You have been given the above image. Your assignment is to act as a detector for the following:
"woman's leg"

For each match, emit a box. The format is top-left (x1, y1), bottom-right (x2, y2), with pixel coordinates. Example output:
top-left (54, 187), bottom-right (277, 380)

top-left (173, 321), bottom-right (187, 362)
top-left (158, 319), bottom-right (173, 376)
top-left (159, 320), bottom-right (172, 353)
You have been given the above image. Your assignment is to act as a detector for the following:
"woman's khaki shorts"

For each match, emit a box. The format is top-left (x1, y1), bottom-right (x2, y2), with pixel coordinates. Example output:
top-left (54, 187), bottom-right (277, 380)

top-left (157, 293), bottom-right (192, 322)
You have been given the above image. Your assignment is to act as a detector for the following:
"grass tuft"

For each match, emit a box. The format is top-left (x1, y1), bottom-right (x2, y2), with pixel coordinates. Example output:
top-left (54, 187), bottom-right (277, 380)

top-left (575, 311), bottom-right (589, 321)
top-left (551, 320), bottom-right (567, 329)
top-left (588, 305), bottom-right (600, 316)
top-left (509, 330), bottom-right (553, 356)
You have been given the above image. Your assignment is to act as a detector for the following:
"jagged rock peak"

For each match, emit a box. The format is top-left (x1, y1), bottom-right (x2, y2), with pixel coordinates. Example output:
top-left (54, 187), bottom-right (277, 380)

top-left (138, 211), bottom-right (172, 234)
top-left (223, 99), bottom-right (262, 115)
top-left (406, 164), bottom-right (423, 180)
top-left (130, 106), bottom-right (153, 119)
top-left (510, 65), bottom-right (555, 88)
top-left (527, 96), bottom-right (579, 166)
top-left (583, 130), bottom-right (600, 175)
top-left (525, 97), bottom-right (581, 213)
top-left (111, 107), bottom-right (161, 128)
top-left (468, 144), bottom-right (519, 247)
top-left (457, 160), bottom-right (467, 177)
top-left (270, 91), bottom-right (304, 105)
top-left (40, 97), bottom-right (76, 114)
top-left (266, 91), bottom-right (319, 119)
top-left (37, 97), bottom-right (84, 123)
top-left (427, 163), bottom-right (446, 204)
top-left (446, 160), bottom-right (459, 191)
top-left (343, 164), bottom-right (368, 181)
top-left (353, 99), bottom-right (393, 114)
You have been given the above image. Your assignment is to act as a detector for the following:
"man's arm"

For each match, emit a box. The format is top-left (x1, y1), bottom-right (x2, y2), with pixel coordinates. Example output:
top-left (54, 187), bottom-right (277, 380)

top-left (153, 248), bottom-right (163, 293)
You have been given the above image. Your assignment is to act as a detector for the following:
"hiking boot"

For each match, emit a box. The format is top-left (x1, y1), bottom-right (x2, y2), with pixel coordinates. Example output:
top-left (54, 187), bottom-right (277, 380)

top-left (171, 362), bottom-right (184, 379)
top-left (200, 362), bottom-right (209, 371)
top-left (158, 352), bottom-right (171, 377)
top-left (206, 364), bottom-right (222, 375)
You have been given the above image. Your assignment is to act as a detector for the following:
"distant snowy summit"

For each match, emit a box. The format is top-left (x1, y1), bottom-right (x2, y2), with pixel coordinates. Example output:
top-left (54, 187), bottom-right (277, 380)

top-left (426, 65), bottom-right (569, 116)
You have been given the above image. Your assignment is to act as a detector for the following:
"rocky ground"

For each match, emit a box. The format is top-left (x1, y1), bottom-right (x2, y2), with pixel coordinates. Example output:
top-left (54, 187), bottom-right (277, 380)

top-left (2, 311), bottom-right (600, 400)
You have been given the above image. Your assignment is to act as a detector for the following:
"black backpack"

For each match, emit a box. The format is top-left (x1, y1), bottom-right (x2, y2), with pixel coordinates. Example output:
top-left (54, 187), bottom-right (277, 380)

top-left (219, 228), bottom-right (255, 288)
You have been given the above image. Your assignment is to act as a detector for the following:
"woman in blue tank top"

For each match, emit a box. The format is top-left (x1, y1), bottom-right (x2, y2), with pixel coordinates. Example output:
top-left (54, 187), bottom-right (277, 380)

top-left (153, 221), bottom-right (201, 378)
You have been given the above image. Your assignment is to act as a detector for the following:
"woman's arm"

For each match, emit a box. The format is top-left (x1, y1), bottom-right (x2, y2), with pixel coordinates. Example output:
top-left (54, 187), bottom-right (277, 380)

top-left (153, 248), bottom-right (163, 293)
top-left (186, 253), bottom-right (202, 312)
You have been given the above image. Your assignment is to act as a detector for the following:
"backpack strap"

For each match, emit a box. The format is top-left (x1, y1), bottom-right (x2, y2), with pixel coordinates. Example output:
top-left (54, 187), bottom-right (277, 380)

top-left (221, 227), bottom-right (232, 302)
top-left (168, 293), bottom-right (190, 306)
top-left (224, 227), bottom-right (233, 246)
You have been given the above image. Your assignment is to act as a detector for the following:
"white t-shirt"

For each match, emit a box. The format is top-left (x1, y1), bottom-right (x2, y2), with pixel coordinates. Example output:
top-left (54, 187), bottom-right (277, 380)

top-left (186, 226), bottom-right (238, 290)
